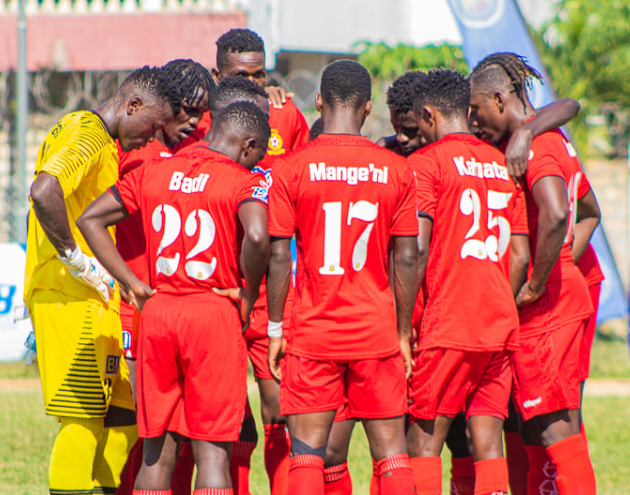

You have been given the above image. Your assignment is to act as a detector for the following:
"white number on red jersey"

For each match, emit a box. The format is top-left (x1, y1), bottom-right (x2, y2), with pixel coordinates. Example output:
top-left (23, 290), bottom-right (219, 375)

top-left (319, 200), bottom-right (379, 275)
top-left (152, 204), bottom-right (218, 280)
top-left (460, 188), bottom-right (511, 262)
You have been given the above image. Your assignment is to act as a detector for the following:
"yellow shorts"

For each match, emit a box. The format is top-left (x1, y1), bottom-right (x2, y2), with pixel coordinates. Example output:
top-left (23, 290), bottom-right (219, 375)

top-left (29, 289), bottom-right (134, 419)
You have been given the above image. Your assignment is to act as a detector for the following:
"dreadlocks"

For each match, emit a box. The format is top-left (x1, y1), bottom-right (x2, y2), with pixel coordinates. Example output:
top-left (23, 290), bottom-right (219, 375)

top-left (470, 52), bottom-right (543, 111)
top-left (162, 59), bottom-right (215, 108)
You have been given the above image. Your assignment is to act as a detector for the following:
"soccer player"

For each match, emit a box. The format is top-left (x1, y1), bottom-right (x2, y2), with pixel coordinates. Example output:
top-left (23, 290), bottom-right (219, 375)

top-left (77, 101), bottom-right (271, 495)
top-left (212, 27), bottom-right (310, 495)
top-left (267, 60), bottom-right (418, 495)
top-left (406, 68), bottom-right (528, 495)
top-left (115, 59), bottom-right (215, 495)
top-left (469, 52), bottom-right (600, 495)
top-left (24, 66), bottom-right (180, 495)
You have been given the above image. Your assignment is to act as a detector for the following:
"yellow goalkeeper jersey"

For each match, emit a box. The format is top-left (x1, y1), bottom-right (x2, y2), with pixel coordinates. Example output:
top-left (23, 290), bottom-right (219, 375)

top-left (24, 110), bottom-right (120, 310)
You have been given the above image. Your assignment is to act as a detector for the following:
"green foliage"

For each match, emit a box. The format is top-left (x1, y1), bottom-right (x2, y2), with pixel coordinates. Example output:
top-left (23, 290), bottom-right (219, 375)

top-left (354, 41), bottom-right (469, 81)
top-left (533, 0), bottom-right (630, 156)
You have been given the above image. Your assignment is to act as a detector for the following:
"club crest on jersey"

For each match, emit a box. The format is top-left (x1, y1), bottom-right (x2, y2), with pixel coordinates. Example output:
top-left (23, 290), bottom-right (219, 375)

top-left (267, 129), bottom-right (286, 155)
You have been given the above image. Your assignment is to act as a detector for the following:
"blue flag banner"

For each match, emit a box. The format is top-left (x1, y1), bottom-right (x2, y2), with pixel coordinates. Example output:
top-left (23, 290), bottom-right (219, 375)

top-left (446, 0), bottom-right (628, 324)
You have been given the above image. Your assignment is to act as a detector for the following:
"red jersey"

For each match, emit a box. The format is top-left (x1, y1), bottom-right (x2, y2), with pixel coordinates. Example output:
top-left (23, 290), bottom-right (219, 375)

top-left (517, 129), bottom-right (593, 333)
top-left (116, 140), bottom-right (175, 284)
top-left (269, 134), bottom-right (418, 360)
top-left (577, 243), bottom-right (604, 288)
top-left (409, 133), bottom-right (526, 352)
top-left (113, 142), bottom-right (268, 295)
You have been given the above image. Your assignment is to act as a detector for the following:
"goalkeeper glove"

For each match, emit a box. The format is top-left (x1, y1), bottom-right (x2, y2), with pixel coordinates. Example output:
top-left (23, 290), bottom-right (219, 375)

top-left (58, 245), bottom-right (115, 303)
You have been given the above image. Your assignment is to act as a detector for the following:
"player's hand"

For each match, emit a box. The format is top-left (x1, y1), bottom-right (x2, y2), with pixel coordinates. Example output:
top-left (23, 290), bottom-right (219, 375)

top-left (399, 337), bottom-right (414, 380)
top-left (265, 86), bottom-right (294, 109)
top-left (213, 287), bottom-right (256, 331)
top-left (515, 280), bottom-right (544, 308)
top-left (268, 336), bottom-right (285, 383)
top-left (411, 327), bottom-right (419, 353)
top-left (127, 280), bottom-right (155, 312)
top-left (59, 245), bottom-right (115, 303)
top-left (504, 127), bottom-right (533, 186)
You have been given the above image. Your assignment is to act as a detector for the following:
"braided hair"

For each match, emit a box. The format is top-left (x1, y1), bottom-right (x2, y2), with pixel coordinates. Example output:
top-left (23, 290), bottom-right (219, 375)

top-left (470, 52), bottom-right (542, 111)
top-left (162, 59), bottom-right (215, 109)
top-left (120, 66), bottom-right (182, 116)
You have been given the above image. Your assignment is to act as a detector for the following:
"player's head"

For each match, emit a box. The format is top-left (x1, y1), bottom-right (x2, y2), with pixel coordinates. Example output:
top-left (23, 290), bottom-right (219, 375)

top-left (214, 28), bottom-right (266, 87)
top-left (309, 117), bottom-right (323, 141)
top-left (316, 60), bottom-right (372, 128)
top-left (160, 59), bottom-right (214, 146)
top-left (412, 68), bottom-right (470, 145)
top-left (468, 52), bottom-right (543, 146)
top-left (115, 66), bottom-right (182, 152)
top-left (386, 71), bottom-right (428, 155)
top-left (210, 101), bottom-right (271, 170)
top-left (209, 76), bottom-right (270, 119)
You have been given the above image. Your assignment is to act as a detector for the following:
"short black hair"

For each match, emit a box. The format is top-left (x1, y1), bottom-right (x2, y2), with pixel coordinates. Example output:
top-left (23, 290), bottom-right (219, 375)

top-left (213, 100), bottom-right (270, 147)
top-left (162, 59), bottom-right (215, 108)
top-left (320, 60), bottom-right (371, 109)
top-left (216, 28), bottom-right (265, 69)
top-left (387, 71), bottom-right (428, 115)
top-left (309, 118), bottom-right (323, 140)
top-left (120, 65), bottom-right (182, 116)
top-left (469, 52), bottom-right (543, 111)
top-left (413, 68), bottom-right (470, 118)
top-left (210, 76), bottom-right (268, 116)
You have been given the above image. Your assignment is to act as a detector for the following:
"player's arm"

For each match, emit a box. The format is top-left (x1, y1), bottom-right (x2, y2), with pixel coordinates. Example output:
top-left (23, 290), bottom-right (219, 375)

top-left (572, 189), bottom-right (601, 263)
top-left (265, 86), bottom-right (294, 109)
top-left (30, 172), bottom-right (76, 254)
top-left (505, 98), bottom-right (580, 184)
top-left (77, 191), bottom-right (154, 309)
top-left (237, 201), bottom-right (270, 325)
top-left (516, 176), bottom-right (568, 307)
top-left (393, 234), bottom-right (420, 379)
top-left (267, 236), bottom-right (292, 382)
top-left (377, 135), bottom-right (399, 152)
top-left (510, 235), bottom-right (530, 297)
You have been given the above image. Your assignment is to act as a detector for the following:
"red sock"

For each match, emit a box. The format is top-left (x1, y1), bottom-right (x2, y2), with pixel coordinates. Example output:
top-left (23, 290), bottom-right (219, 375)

top-left (377, 454), bottom-right (415, 495)
top-left (410, 456), bottom-right (441, 495)
top-left (171, 441), bottom-right (195, 495)
top-left (546, 434), bottom-right (596, 495)
top-left (288, 455), bottom-right (325, 495)
top-left (264, 423), bottom-right (291, 495)
top-left (229, 441), bottom-right (256, 495)
top-left (504, 432), bottom-right (528, 495)
top-left (474, 457), bottom-right (508, 495)
top-left (324, 462), bottom-right (352, 495)
top-left (451, 456), bottom-right (475, 495)
top-left (133, 491), bottom-right (172, 495)
top-left (118, 438), bottom-right (143, 495)
top-left (369, 458), bottom-right (380, 495)
top-left (524, 445), bottom-right (556, 495)
top-left (192, 490), bottom-right (233, 495)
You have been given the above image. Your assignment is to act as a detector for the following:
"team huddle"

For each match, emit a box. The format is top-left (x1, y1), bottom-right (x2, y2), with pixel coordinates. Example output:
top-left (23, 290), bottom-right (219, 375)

top-left (24, 27), bottom-right (601, 495)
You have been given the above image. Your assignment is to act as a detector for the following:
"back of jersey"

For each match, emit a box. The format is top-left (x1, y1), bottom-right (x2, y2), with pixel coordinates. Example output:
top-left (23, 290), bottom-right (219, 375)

top-left (410, 133), bottom-right (522, 352)
top-left (269, 134), bottom-right (417, 361)
top-left (115, 144), bottom-right (267, 296)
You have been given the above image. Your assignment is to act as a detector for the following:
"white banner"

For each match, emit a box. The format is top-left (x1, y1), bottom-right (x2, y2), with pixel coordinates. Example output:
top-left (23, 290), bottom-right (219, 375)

top-left (0, 243), bottom-right (32, 361)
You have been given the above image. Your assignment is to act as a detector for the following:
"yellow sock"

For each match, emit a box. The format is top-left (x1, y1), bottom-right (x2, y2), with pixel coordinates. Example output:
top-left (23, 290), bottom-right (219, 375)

top-left (49, 416), bottom-right (103, 494)
top-left (93, 424), bottom-right (139, 493)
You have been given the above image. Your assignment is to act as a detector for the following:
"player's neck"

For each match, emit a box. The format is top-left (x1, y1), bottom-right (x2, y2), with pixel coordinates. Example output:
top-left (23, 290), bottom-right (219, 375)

top-left (511, 97), bottom-right (537, 132)
top-left (436, 117), bottom-right (471, 141)
top-left (93, 98), bottom-right (119, 140)
top-left (321, 110), bottom-right (364, 136)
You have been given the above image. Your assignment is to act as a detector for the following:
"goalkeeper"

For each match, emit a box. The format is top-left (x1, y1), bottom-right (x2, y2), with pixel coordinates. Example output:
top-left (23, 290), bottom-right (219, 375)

top-left (23, 66), bottom-right (181, 495)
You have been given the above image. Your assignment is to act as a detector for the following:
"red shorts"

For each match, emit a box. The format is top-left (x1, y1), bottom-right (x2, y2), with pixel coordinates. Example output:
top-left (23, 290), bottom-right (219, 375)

top-left (512, 318), bottom-right (587, 421)
top-left (279, 353), bottom-right (407, 419)
top-left (136, 292), bottom-right (248, 441)
top-left (408, 348), bottom-right (512, 421)
top-left (334, 399), bottom-right (355, 422)
top-left (120, 300), bottom-right (139, 360)
top-left (578, 283), bottom-right (601, 381)
top-left (243, 288), bottom-right (294, 380)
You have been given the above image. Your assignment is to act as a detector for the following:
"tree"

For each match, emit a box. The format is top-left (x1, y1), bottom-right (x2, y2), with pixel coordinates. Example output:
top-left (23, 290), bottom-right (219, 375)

top-left (533, 0), bottom-right (630, 157)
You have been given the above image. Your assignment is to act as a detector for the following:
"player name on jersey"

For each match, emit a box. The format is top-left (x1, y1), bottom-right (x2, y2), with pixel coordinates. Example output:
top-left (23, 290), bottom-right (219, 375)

top-left (309, 162), bottom-right (389, 185)
top-left (453, 156), bottom-right (509, 181)
top-left (168, 171), bottom-right (210, 194)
